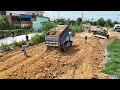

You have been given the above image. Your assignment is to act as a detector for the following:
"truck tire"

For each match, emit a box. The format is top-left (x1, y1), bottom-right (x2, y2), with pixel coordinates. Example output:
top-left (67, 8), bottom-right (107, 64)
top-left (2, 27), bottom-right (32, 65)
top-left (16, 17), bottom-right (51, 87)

top-left (64, 44), bottom-right (67, 51)
top-left (61, 45), bottom-right (64, 52)
top-left (70, 41), bottom-right (72, 47)
top-left (107, 35), bottom-right (109, 39)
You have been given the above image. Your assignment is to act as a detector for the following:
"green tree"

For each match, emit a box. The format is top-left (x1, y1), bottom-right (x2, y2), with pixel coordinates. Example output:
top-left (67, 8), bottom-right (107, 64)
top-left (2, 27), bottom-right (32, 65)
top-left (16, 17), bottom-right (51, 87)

top-left (76, 17), bottom-right (82, 25)
top-left (113, 21), bottom-right (118, 25)
top-left (0, 16), bottom-right (10, 30)
top-left (41, 21), bottom-right (56, 34)
top-left (96, 17), bottom-right (105, 27)
top-left (104, 19), bottom-right (113, 27)
top-left (53, 18), bottom-right (67, 25)
top-left (67, 18), bottom-right (70, 25)
top-left (69, 20), bottom-right (75, 25)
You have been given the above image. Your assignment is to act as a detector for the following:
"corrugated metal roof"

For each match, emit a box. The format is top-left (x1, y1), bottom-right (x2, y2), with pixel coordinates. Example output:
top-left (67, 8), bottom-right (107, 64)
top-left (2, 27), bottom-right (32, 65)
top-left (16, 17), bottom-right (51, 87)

top-left (6, 11), bottom-right (44, 15)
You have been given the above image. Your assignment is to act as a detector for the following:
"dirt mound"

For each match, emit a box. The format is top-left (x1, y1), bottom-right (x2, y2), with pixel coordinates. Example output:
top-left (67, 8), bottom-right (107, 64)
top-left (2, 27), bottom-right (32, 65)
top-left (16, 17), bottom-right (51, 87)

top-left (0, 32), bottom-right (109, 79)
top-left (47, 25), bottom-right (67, 36)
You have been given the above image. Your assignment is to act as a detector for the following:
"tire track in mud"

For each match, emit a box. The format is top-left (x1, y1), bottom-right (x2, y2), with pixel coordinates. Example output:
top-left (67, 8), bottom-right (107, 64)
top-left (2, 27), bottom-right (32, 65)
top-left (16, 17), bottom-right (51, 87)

top-left (9, 46), bottom-right (77, 79)
top-left (8, 48), bottom-right (49, 79)
top-left (7, 51), bottom-right (46, 79)
top-left (0, 47), bottom-right (46, 79)
top-left (1, 44), bottom-right (43, 61)
top-left (0, 43), bottom-right (45, 73)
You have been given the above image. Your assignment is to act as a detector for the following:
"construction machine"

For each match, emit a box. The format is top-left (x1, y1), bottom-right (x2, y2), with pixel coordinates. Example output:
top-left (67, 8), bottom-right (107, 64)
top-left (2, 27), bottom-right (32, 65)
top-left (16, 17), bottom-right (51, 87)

top-left (92, 26), bottom-right (109, 39)
top-left (45, 25), bottom-right (73, 52)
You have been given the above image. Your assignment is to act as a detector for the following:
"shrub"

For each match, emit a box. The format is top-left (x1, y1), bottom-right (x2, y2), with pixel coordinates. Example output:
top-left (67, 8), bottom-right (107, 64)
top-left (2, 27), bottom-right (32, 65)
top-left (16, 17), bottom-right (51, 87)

top-left (30, 34), bottom-right (45, 45)
top-left (70, 24), bottom-right (84, 32)
top-left (0, 43), bottom-right (10, 52)
top-left (12, 40), bottom-right (25, 47)
top-left (0, 29), bottom-right (34, 38)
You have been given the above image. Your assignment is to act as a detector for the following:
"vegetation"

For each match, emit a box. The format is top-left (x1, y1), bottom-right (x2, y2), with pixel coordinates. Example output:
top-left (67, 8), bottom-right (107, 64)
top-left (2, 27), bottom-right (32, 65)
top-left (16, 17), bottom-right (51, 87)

top-left (40, 17), bottom-right (84, 33)
top-left (0, 29), bottom-right (34, 38)
top-left (40, 22), bottom-right (56, 34)
top-left (0, 16), bottom-right (11, 30)
top-left (29, 34), bottom-right (45, 45)
top-left (102, 39), bottom-right (120, 78)
top-left (12, 40), bottom-right (26, 47)
top-left (69, 24), bottom-right (84, 32)
top-left (84, 17), bottom-right (119, 27)
top-left (0, 43), bottom-right (10, 52)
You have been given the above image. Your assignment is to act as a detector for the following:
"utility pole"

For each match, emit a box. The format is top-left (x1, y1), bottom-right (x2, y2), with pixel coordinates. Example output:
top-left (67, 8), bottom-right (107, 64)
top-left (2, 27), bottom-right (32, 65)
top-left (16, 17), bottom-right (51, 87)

top-left (81, 11), bottom-right (83, 31)
top-left (117, 15), bottom-right (120, 22)
top-left (82, 11), bottom-right (83, 21)
top-left (58, 11), bottom-right (59, 19)
top-left (117, 15), bottom-right (118, 22)
top-left (54, 16), bottom-right (55, 20)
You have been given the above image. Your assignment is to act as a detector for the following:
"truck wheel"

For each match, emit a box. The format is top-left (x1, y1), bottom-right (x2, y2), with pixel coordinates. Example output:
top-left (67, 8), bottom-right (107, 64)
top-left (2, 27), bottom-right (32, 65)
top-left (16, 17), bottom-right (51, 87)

top-left (61, 45), bottom-right (64, 52)
top-left (107, 35), bottom-right (109, 39)
top-left (70, 41), bottom-right (72, 47)
top-left (64, 44), bottom-right (67, 51)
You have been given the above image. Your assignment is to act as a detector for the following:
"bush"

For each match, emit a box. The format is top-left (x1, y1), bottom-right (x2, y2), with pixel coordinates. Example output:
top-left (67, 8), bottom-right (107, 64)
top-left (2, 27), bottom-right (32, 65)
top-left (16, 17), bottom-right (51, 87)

top-left (0, 16), bottom-right (11, 30)
top-left (0, 29), bottom-right (34, 37)
top-left (70, 24), bottom-right (84, 32)
top-left (30, 34), bottom-right (45, 45)
top-left (0, 43), bottom-right (10, 52)
top-left (12, 40), bottom-right (26, 47)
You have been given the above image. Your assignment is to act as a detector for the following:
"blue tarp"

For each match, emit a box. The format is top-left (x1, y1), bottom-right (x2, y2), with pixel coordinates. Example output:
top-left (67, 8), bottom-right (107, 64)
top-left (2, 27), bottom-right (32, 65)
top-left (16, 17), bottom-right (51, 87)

top-left (20, 14), bottom-right (32, 18)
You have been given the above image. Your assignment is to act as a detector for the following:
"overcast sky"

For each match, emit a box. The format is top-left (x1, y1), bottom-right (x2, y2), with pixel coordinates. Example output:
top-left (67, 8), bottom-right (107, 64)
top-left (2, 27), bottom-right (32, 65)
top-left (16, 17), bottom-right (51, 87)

top-left (44, 11), bottom-right (120, 22)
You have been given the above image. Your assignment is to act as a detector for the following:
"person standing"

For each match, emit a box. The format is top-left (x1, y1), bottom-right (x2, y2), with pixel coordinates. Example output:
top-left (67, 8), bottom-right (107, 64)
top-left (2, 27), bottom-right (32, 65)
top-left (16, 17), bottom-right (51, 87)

top-left (25, 34), bottom-right (29, 45)
top-left (85, 36), bottom-right (87, 43)
top-left (22, 42), bottom-right (28, 56)
top-left (25, 34), bottom-right (29, 41)
top-left (12, 31), bottom-right (15, 39)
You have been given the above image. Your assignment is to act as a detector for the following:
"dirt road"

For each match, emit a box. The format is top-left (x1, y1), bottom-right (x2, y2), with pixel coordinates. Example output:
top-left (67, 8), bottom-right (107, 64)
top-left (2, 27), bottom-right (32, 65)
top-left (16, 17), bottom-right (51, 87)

top-left (0, 30), bottom-right (118, 79)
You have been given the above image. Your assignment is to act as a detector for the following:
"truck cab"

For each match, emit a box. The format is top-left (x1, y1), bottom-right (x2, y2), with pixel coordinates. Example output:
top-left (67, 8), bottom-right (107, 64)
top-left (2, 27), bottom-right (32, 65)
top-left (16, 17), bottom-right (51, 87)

top-left (114, 24), bottom-right (120, 32)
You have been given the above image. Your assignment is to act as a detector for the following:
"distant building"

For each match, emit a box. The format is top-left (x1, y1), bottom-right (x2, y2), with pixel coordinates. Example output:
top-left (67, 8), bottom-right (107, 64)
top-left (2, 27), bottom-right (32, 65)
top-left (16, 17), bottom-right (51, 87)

top-left (0, 11), bottom-right (45, 28)
top-left (32, 16), bottom-right (50, 32)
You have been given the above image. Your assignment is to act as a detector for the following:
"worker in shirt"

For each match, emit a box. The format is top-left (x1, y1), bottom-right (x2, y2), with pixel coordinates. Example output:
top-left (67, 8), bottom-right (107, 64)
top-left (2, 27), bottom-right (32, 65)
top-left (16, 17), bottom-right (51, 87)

top-left (25, 34), bottom-right (29, 45)
top-left (85, 36), bottom-right (88, 43)
top-left (22, 42), bottom-right (28, 56)
top-left (12, 31), bottom-right (15, 39)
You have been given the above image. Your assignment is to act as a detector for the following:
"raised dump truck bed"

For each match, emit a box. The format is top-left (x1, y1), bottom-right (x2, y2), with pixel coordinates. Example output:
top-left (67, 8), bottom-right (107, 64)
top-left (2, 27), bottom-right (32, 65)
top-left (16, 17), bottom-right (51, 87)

top-left (46, 25), bottom-right (67, 36)
top-left (45, 25), bottom-right (72, 52)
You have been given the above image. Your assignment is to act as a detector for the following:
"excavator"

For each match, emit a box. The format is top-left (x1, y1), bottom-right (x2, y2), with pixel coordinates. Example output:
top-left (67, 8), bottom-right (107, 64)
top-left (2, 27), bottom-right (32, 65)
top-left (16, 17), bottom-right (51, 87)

top-left (92, 26), bottom-right (109, 39)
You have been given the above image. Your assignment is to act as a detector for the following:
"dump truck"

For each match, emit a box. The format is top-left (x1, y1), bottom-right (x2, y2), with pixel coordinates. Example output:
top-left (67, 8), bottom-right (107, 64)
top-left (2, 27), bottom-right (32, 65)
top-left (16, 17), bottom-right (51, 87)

top-left (114, 24), bottom-right (120, 32)
top-left (92, 26), bottom-right (109, 39)
top-left (45, 25), bottom-right (73, 52)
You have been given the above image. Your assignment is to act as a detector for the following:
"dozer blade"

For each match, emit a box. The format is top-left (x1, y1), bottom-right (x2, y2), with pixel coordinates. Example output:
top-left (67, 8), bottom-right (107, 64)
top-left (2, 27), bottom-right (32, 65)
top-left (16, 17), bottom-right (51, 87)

top-left (94, 34), bottom-right (107, 39)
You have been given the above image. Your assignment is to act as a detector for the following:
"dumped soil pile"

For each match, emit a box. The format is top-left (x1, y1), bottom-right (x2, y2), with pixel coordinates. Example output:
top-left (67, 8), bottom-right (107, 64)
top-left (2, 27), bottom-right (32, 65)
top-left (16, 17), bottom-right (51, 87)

top-left (0, 32), bottom-right (109, 79)
top-left (47, 25), bottom-right (67, 36)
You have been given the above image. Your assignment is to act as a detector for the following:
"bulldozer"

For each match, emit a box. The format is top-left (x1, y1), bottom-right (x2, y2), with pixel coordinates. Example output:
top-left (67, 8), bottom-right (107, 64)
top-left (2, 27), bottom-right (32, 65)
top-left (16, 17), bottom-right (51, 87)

top-left (92, 26), bottom-right (109, 39)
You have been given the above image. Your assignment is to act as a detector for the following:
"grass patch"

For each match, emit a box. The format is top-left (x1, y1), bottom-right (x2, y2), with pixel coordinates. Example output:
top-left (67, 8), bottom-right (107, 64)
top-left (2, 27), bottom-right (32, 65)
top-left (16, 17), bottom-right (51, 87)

top-left (70, 25), bottom-right (84, 32)
top-left (12, 40), bottom-right (25, 47)
top-left (29, 34), bottom-right (45, 45)
top-left (0, 29), bottom-right (34, 38)
top-left (0, 43), bottom-right (10, 52)
top-left (102, 38), bottom-right (120, 78)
